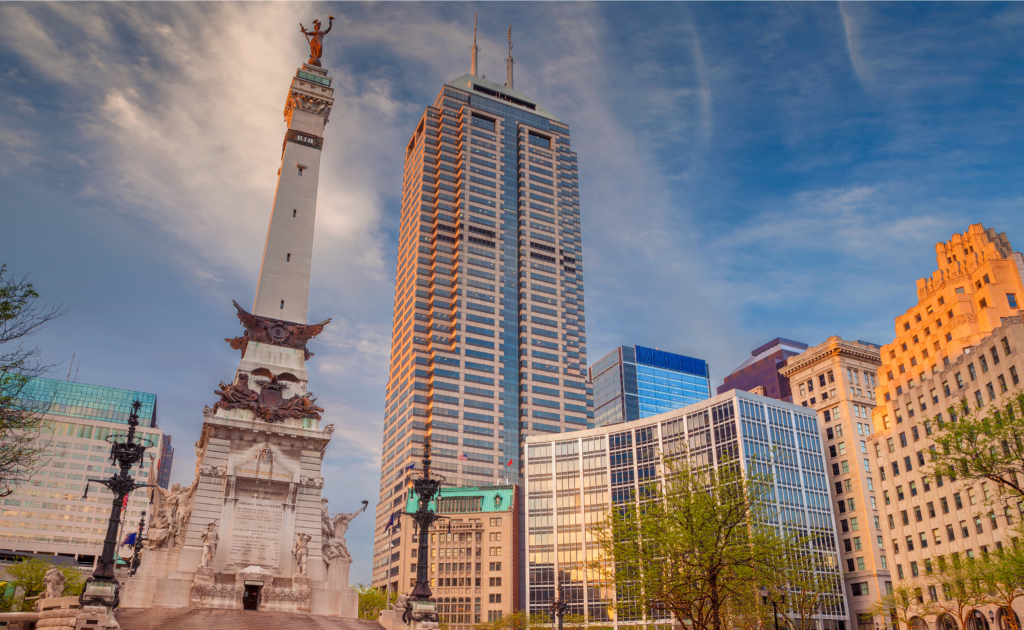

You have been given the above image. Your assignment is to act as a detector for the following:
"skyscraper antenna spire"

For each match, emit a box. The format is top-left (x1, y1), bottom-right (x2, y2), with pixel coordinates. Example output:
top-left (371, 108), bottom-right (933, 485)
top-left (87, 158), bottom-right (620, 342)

top-left (505, 25), bottom-right (514, 89)
top-left (470, 13), bottom-right (480, 76)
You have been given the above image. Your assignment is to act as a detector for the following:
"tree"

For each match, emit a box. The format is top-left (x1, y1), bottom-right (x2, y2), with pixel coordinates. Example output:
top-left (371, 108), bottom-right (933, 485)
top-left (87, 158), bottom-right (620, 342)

top-left (870, 580), bottom-right (925, 630)
top-left (353, 583), bottom-right (396, 620)
top-left (592, 451), bottom-right (790, 630)
top-left (765, 540), bottom-right (846, 630)
top-left (979, 547), bottom-right (1024, 630)
top-left (1, 557), bottom-right (85, 612)
top-left (926, 391), bottom-right (1024, 503)
top-left (472, 610), bottom-right (550, 630)
top-left (925, 555), bottom-right (987, 630)
top-left (0, 265), bottom-right (66, 497)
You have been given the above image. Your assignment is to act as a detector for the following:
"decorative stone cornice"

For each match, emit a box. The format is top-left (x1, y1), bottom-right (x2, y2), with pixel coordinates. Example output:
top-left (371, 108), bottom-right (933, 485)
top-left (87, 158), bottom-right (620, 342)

top-left (779, 337), bottom-right (881, 377)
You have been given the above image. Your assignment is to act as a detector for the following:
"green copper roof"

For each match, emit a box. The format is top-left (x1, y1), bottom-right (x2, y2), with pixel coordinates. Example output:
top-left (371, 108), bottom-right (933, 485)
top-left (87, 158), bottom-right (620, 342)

top-left (405, 484), bottom-right (514, 514)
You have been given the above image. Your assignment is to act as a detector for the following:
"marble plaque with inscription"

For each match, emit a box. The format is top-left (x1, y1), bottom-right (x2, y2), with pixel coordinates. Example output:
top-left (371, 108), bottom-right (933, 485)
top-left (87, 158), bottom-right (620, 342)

top-left (229, 480), bottom-right (286, 569)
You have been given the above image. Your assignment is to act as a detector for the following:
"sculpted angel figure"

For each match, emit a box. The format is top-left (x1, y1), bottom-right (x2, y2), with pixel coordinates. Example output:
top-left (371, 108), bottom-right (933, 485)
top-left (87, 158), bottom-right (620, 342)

top-left (300, 16), bottom-right (334, 67)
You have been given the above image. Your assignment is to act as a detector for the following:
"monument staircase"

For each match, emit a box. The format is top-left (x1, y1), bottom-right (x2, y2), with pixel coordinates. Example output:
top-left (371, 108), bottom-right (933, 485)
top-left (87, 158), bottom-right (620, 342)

top-left (115, 608), bottom-right (385, 630)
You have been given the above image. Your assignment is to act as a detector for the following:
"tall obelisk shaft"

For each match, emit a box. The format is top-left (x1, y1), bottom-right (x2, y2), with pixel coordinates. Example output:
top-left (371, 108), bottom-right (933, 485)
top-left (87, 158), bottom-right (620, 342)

top-left (253, 64), bottom-right (335, 324)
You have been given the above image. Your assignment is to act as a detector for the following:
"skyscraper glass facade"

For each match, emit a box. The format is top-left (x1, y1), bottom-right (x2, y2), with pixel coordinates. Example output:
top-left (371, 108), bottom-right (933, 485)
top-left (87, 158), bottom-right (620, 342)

top-left (524, 390), bottom-right (848, 629)
top-left (590, 345), bottom-right (709, 427)
top-left (12, 378), bottom-right (157, 427)
top-left (372, 73), bottom-right (592, 591)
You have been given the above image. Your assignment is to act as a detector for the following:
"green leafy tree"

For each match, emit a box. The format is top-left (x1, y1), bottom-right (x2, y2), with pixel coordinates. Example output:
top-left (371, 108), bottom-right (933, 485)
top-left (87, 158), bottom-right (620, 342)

top-left (593, 451), bottom-right (790, 630)
top-left (353, 583), bottom-right (396, 620)
top-left (979, 547), bottom-right (1024, 630)
top-left (926, 391), bottom-right (1024, 502)
top-left (472, 610), bottom-right (550, 630)
top-left (764, 540), bottom-right (846, 630)
top-left (2, 558), bottom-right (85, 612)
top-left (0, 265), bottom-right (66, 497)
top-left (869, 580), bottom-right (925, 630)
top-left (925, 555), bottom-right (987, 630)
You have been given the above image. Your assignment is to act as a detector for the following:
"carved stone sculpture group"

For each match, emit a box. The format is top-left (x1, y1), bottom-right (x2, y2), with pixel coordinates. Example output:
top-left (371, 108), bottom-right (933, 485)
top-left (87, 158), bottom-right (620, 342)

top-left (321, 499), bottom-right (368, 565)
top-left (147, 479), bottom-right (198, 550)
top-left (211, 372), bottom-right (324, 424)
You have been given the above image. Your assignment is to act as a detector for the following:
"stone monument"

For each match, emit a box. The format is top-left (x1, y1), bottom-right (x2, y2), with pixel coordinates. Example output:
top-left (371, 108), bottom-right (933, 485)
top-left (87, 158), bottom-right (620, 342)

top-left (121, 19), bottom-right (358, 617)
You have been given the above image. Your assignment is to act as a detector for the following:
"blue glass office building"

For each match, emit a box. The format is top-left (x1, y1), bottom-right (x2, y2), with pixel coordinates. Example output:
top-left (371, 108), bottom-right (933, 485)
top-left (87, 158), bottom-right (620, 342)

top-left (589, 345), bottom-right (710, 426)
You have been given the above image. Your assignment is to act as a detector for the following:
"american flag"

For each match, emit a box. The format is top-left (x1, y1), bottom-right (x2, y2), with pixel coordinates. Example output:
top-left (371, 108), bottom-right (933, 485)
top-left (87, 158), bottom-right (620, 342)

top-left (458, 452), bottom-right (468, 461)
top-left (120, 494), bottom-right (130, 515)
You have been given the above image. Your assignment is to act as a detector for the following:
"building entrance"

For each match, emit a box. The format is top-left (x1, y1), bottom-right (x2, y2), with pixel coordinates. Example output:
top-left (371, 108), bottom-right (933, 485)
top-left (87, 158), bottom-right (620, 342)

top-left (242, 583), bottom-right (262, 610)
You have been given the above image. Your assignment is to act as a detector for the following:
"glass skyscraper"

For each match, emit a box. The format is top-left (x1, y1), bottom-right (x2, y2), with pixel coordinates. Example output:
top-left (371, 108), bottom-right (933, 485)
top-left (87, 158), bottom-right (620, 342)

top-left (524, 390), bottom-right (848, 629)
top-left (372, 60), bottom-right (592, 593)
top-left (590, 345), bottom-right (710, 427)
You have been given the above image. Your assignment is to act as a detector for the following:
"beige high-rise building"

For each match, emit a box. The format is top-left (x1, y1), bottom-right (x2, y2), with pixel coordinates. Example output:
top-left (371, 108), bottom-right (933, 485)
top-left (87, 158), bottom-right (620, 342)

top-left (372, 33), bottom-right (591, 596)
top-left (868, 224), bottom-right (1024, 627)
top-left (781, 338), bottom-right (886, 629)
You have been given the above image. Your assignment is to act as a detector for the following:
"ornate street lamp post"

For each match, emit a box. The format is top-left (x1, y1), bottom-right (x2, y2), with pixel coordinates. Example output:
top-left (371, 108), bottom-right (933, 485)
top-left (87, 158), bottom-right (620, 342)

top-left (79, 400), bottom-right (156, 608)
top-left (128, 509), bottom-right (147, 577)
top-left (401, 444), bottom-right (444, 627)
top-left (550, 583), bottom-right (569, 630)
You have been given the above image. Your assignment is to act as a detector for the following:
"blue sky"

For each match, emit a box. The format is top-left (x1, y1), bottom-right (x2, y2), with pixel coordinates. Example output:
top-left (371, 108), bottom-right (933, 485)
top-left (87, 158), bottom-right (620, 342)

top-left (2, 2), bottom-right (1024, 583)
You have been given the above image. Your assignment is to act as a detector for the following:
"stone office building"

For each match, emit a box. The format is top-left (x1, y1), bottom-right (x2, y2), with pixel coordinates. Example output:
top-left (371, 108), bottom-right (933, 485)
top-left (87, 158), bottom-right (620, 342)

top-left (868, 224), bottom-right (1024, 628)
top-left (872, 318), bottom-right (1023, 629)
top-left (381, 485), bottom-right (518, 630)
top-left (780, 338), bottom-right (887, 629)
top-left (0, 378), bottom-right (163, 567)
top-left (524, 390), bottom-right (849, 629)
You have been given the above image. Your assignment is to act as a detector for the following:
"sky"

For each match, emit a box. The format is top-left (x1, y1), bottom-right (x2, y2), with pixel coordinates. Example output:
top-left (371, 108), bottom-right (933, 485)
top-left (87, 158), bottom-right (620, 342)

top-left (2, 2), bottom-right (1024, 584)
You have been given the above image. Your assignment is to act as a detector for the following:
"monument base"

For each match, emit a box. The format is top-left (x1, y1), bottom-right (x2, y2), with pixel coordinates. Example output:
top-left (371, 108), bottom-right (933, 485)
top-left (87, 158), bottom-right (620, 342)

top-left (121, 548), bottom-right (196, 609)
top-left (311, 558), bottom-right (356, 617)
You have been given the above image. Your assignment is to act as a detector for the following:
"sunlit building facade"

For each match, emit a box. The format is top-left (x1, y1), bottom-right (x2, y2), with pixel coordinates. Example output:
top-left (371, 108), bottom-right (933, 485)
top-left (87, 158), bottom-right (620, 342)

top-left (868, 225), bottom-right (1024, 630)
top-left (589, 345), bottom-right (710, 427)
top-left (781, 337), bottom-right (886, 629)
top-left (524, 390), bottom-right (849, 629)
top-left (0, 377), bottom-right (163, 567)
top-left (372, 58), bottom-right (592, 593)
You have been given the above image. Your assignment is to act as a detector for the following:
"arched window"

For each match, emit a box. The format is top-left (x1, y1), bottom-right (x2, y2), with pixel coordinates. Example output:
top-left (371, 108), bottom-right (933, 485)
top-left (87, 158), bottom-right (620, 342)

top-left (940, 613), bottom-right (960, 630)
top-left (998, 607), bottom-right (1022, 630)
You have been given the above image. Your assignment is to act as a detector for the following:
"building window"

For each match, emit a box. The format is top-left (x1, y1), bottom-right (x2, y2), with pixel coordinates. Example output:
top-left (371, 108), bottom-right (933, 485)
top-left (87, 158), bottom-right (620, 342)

top-left (280, 300), bottom-right (285, 309)
top-left (286, 253), bottom-right (291, 262)
top-left (293, 209), bottom-right (297, 217)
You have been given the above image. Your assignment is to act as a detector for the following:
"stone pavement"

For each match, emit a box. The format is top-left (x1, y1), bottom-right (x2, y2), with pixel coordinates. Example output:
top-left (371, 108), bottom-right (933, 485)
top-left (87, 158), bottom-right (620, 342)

top-left (114, 608), bottom-right (384, 630)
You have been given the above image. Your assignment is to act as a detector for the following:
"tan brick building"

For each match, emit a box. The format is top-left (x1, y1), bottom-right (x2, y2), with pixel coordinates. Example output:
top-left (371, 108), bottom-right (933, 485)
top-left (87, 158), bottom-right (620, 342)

top-left (781, 337), bottom-right (886, 629)
top-left (868, 224), bottom-right (1024, 629)
top-left (378, 485), bottom-right (518, 628)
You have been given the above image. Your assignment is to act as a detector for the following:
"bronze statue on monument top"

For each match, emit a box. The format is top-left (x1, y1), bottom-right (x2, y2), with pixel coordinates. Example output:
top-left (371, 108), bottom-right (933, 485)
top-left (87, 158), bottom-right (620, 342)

top-left (300, 16), bottom-right (334, 67)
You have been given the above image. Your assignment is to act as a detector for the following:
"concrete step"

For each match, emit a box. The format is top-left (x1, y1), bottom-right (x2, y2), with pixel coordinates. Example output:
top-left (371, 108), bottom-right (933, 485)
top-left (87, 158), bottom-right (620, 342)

top-left (115, 608), bottom-right (385, 630)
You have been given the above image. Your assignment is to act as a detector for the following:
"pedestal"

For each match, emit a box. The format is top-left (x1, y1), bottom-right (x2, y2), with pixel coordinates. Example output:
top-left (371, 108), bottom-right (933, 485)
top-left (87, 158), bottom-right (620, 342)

top-left (309, 558), bottom-right (356, 617)
top-left (121, 548), bottom-right (196, 609)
